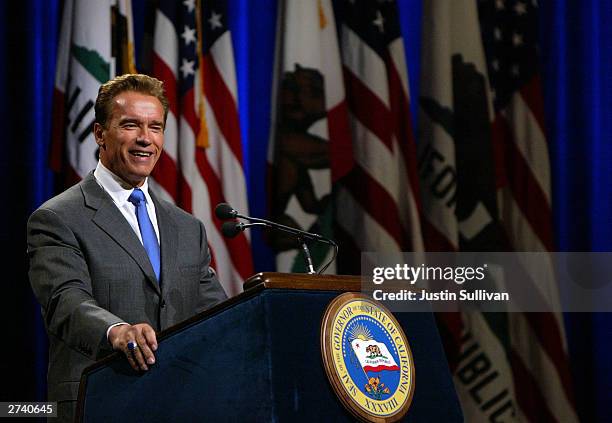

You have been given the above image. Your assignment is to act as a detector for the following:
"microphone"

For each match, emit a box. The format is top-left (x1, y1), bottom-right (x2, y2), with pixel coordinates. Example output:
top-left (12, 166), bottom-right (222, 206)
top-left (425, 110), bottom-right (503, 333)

top-left (215, 203), bottom-right (238, 220)
top-left (215, 203), bottom-right (335, 245)
top-left (221, 221), bottom-right (244, 238)
top-left (215, 203), bottom-right (339, 274)
top-left (221, 221), bottom-right (267, 238)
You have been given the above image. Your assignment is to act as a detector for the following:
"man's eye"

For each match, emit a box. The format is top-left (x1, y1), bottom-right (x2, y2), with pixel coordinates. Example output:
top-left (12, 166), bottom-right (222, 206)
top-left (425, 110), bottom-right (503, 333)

top-left (150, 126), bottom-right (163, 132)
top-left (122, 123), bottom-right (137, 129)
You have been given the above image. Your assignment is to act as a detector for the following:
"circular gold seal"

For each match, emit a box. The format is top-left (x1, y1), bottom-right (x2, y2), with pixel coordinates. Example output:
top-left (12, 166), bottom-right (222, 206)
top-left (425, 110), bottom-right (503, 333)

top-left (321, 293), bottom-right (415, 422)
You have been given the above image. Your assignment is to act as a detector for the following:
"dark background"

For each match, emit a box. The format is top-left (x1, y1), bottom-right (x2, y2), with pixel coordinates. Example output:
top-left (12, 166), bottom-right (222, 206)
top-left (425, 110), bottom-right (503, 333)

top-left (1, 0), bottom-right (611, 421)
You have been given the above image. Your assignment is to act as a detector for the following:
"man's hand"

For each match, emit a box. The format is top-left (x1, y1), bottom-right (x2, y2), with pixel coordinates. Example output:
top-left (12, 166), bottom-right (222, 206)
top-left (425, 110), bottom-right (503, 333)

top-left (108, 323), bottom-right (158, 371)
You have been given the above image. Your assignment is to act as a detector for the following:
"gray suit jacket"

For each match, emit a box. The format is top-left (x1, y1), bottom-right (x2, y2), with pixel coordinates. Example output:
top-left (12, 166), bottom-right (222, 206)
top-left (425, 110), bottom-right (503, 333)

top-left (27, 172), bottom-right (227, 416)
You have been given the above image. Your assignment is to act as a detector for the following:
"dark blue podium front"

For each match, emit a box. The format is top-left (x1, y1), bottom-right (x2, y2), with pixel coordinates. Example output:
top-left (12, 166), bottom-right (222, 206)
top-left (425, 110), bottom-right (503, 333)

top-left (77, 273), bottom-right (462, 422)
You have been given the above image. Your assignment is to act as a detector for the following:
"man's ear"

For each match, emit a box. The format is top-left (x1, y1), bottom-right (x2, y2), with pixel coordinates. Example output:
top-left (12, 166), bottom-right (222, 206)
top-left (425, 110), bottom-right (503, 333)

top-left (93, 122), bottom-right (105, 149)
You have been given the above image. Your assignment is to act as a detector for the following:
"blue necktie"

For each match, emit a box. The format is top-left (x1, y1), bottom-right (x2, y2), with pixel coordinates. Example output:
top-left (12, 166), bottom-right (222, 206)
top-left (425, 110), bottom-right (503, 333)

top-left (128, 189), bottom-right (161, 281)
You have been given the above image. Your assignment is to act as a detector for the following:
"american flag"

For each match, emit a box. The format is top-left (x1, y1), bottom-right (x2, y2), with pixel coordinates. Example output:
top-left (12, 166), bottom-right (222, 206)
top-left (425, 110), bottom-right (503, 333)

top-left (334, 0), bottom-right (424, 272)
top-left (480, 0), bottom-right (576, 421)
top-left (151, 0), bottom-right (253, 296)
top-left (419, 0), bottom-right (577, 421)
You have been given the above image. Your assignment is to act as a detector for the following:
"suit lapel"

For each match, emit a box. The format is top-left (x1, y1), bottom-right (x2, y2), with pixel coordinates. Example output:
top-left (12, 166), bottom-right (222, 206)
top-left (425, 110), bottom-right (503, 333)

top-left (81, 173), bottom-right (161, 296)
top-left (151, 191), bottom-right (178, 293)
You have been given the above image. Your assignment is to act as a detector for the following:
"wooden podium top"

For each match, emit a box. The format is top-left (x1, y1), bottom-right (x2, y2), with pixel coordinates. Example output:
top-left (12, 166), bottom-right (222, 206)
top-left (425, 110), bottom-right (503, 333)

top-left (244, 272), bottom-right (361, 292)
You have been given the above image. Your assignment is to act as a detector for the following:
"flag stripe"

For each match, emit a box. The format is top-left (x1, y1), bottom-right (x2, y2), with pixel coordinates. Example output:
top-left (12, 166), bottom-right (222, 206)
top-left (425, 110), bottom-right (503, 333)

top-left (503, 91), bottom-right (551, 202)
top-left (181, 88), bottom-right (252, 279)
top-left (202, 54), bottom-right (244, 162)
top-left (152, 53), bottom-right (179, 119)
top-left (152, 152), bottom-right (180, 200)
top-left (350, 117), bottom-right (404, 205)
top-left (194, 148), bottom-right (253, 279)
top-left (153, 10), bottom-right (179, 74)
top-left (518, 75), bottom-right (547, 135)
top-left (387, 58), bottom-right (421, 205)
top-left (202, 114), bottom-right (250, 224)
top-left (342, 167), bottom-right (404, 247)
top-left (152, 0), bottom-right (253, 293)
top-left (336, 187), bottom-right (401, 251)
top-left (422, 218), bottom-right (458, 251)
top-left (340, 24), bottom-right (389, 108)
top-left (388, 38), bottom-right (410, 100)
top-left (328, 101), bottom-right (354, 182)
top-left (348, 117), bottom-right (421, 246)
top-left (493, 116), bottom-right (555, 250)
top-left (343, 69), bottom-right (393, 149)
top-left (515, 313), bottom-right (577, 420)
top-left (208, 33), bottom-right (239, 104)
top-left (178, 115), bottom-right (236, 293)
top-left (510, 350), bottom-right (558, 423)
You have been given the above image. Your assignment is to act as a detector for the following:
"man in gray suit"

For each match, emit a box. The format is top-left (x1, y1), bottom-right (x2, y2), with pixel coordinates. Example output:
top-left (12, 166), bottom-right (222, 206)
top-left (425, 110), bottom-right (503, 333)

top-left (27, 74), bottom-right (227, 422)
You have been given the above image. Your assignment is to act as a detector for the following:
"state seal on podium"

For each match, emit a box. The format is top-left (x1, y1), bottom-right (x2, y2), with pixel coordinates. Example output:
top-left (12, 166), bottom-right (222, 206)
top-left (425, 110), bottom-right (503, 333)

top-left (321, 293), bottom-right (415, 422)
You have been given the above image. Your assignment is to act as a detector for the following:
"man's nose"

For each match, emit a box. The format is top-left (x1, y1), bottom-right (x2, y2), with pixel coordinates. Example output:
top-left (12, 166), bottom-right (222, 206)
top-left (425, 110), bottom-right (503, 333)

top-left (135, 128), bottom-right (152, 144)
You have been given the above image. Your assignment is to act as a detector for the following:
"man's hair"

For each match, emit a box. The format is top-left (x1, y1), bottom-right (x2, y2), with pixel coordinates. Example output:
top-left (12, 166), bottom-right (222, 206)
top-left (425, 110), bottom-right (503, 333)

top-left (94, 74), bottom-right (169, 128)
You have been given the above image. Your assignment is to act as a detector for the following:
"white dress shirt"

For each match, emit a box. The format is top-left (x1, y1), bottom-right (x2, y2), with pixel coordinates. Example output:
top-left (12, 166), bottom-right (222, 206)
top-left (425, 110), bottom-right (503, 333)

top-left (93, 161), bottom-right (160, 246)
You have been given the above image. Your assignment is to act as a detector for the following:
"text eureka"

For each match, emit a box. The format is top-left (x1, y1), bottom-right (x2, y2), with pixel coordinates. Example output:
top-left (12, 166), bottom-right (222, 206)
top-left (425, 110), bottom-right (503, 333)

top-left (332, 305), bottom-right (411, 408)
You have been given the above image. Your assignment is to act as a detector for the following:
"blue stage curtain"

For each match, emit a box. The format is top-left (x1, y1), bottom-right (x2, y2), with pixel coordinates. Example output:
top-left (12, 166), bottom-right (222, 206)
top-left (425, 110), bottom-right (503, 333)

top-left (228, 0), bottom-right (278, 273)
top-left (0, 0), bottom-right (59, 405)
top-left (27, 0), bottom-right (60, 402)
top-left (26, 0), bottom-right (60, 403)
top-left (541, 0), bottom-right (612, 421)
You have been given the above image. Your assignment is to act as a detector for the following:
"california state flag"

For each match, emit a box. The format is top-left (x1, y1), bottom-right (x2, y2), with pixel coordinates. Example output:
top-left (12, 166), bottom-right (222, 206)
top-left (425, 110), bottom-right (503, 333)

top-left (268, 0), bottom-right (352, 273)
top-left (351, 339), bottom-right (399, 373)
top-left (51, 0), bottom-right (135, 184)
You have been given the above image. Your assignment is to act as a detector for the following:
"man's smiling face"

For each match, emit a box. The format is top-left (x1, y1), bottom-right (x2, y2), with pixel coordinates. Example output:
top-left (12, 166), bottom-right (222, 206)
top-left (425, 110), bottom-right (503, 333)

top-left (94, 91), bottom-right (165, 187)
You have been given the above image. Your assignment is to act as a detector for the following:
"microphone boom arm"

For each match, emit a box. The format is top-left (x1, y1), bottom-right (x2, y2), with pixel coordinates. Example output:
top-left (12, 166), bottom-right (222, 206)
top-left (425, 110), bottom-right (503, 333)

top-left (216, 203), bottom-right (339, 275)
top-left (234, 212), bottom-right (337, 247)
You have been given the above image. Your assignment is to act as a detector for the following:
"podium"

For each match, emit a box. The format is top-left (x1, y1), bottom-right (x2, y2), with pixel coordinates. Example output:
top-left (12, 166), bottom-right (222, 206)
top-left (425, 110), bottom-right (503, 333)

top-left (76, 273), bottom-right (462, 422)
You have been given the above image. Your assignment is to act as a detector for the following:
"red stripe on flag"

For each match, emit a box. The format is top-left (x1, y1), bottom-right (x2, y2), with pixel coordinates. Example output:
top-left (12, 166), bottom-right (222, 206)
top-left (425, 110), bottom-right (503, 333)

top-left (343, 68), bottom-right (393, 150)
top-left (510, 350), bottom-right (558, 423)
top-left (181, 88), bottom-right (200, 135)
top-left (194, 148), bottom-right (254, 279)
top-left (151, 151), bottom-right (180, 199)
top-left (179, 87), bottom-right (249, 277)
top-left (519, 75), bottom-right (547, 136)
top-left (342, 167), bottom-right (405, 248)
top-left (421, 218), bottom-right (457, 252)
top-left (524, 313), bottom-right (576, 407)
top-left (178, 174), bottom-right (193, 214)
top-left (202, 54), bottom-right (244, 163)
top-left (152, 54), bottom-right (179, 118)
top-left (492, 116), bottom-right (554, 250)
top-left (387, 57), bottom-right (422, 208)
top-left (328, 100), bottom-right (354, 182)
top-left (62, 166), bottom-right (81, 189)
